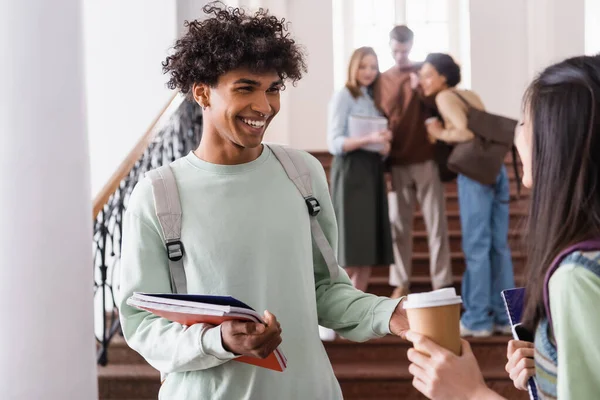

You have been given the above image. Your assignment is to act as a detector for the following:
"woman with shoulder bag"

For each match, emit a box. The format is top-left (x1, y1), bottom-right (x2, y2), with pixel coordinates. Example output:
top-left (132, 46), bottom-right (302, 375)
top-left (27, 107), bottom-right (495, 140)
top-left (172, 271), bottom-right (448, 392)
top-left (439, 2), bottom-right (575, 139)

top-left (404, 53), bottom-right (600, 400)
top-left (420, 53), bottom-right (515, 337)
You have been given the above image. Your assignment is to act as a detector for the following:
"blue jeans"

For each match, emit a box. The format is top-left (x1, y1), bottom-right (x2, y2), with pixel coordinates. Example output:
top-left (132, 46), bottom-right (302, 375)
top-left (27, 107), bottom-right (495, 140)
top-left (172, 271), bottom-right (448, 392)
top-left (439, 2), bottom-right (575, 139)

top-left (458, 166), bottom-right (515, 331)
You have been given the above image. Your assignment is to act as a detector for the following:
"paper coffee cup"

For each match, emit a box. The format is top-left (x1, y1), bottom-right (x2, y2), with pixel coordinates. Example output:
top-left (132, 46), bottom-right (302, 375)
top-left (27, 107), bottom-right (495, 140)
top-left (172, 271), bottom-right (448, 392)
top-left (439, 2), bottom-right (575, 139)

top-left (404, 288), bottom-right (462, 355)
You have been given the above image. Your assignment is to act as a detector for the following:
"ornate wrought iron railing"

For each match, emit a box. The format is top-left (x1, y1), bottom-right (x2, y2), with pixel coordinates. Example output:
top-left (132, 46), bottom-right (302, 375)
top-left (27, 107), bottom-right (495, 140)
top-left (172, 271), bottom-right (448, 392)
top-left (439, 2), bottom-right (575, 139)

top-left (93, 97), bottom-right (203, 365)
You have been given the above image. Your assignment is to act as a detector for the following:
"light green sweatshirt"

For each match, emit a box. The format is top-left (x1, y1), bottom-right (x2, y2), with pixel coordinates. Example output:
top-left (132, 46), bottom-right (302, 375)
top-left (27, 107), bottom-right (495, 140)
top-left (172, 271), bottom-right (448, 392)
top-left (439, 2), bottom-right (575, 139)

top-left (548, 252), bottom-right (600, 399)
top-left (118, 146), bottom-right (401, 399)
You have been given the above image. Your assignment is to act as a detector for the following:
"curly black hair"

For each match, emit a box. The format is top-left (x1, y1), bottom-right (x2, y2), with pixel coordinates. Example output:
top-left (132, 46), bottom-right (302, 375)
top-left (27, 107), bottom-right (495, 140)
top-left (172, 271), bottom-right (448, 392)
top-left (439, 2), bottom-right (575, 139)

top-left (162, 2), bottom-right (307, 98)
top-left (425, 53), bottom-right (461, 88)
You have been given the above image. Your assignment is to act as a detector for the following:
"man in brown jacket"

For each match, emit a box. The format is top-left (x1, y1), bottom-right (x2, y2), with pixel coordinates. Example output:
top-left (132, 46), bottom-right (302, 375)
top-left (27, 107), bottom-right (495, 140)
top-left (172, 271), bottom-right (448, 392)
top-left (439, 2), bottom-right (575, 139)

top-left (374, 25), bottom-right (452, 298)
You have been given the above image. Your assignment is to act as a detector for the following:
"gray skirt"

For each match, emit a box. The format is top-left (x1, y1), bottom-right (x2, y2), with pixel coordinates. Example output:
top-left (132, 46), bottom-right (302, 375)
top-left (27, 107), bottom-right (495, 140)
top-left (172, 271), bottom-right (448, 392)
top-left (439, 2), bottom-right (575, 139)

top-left (330, 150), bottom-right (394, 267)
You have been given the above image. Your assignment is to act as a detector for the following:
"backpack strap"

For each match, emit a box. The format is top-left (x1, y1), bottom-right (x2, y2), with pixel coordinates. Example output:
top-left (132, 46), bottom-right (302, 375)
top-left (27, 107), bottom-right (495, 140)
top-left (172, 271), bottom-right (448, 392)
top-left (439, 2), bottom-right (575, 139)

top-left (146, 165), bottom-right (188, 294)
top-left (452, 90), bottom-right (473, 110)
top-left (543, 237), bottom-right (600, 337)
top-left (267, 144), bottom-right (340, 280)
top-left (511, 145), bottom-right (521, 199)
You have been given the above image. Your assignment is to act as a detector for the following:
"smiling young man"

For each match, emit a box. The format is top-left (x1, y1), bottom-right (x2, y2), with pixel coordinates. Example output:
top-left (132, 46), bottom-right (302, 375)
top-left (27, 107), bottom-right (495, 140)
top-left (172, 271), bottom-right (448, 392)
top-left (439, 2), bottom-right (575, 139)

top-left (118, 4), bottom-right (409, 400)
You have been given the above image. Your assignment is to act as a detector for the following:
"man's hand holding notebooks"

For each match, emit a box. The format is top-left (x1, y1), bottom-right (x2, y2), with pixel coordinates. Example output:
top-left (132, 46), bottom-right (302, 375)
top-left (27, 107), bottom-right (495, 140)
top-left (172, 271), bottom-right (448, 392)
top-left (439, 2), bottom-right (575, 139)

top-left (127, 292), bottom-right (287, 372)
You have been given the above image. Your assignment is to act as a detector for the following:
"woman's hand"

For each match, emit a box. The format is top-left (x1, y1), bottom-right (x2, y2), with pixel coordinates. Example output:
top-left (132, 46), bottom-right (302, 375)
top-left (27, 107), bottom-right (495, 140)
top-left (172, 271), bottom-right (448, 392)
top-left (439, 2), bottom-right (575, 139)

top-left (505, 340), bottom-right (535, 391)
top-left (406, 331), bottom-right (501, 400)
top-left (410, 72), bottom-right (420, 90)
top-left (380, 129), bottom-right (393, 141)
top-left (425, 119), bottom-right (444, 138)
top-left (379, 141), bottom-right (391, 157)
top-left (367, 129), bottom-right (392, 144)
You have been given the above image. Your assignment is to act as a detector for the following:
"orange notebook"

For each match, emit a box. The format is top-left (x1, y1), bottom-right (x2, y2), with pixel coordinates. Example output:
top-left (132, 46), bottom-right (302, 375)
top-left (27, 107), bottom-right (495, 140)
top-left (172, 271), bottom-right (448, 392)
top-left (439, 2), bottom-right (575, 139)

top-left (126, 292), bottom-right (287, 372)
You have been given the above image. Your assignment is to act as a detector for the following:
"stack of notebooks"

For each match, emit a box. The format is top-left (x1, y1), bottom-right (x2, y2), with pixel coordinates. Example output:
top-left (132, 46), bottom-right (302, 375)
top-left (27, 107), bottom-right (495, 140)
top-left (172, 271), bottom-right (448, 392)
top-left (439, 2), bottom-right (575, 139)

top-left (347, 115), bottom-right (388, 152)
top-left (501, 288), bottom-right (538, 400)
top-left (127, 292), bottom-right (287, 372)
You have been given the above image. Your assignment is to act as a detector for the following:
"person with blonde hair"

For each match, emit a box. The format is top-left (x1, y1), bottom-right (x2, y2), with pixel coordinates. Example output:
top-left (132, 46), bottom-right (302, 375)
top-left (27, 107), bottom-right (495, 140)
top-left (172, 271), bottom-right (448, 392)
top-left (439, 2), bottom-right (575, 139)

top-left (327, 46), bottom-right (394, 292)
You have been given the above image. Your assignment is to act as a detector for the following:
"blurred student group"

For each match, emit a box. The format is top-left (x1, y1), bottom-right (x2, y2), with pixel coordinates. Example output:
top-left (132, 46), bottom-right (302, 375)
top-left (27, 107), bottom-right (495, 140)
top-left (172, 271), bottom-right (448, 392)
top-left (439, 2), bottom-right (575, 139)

top-left (324, 25), bottom-right (515, 338)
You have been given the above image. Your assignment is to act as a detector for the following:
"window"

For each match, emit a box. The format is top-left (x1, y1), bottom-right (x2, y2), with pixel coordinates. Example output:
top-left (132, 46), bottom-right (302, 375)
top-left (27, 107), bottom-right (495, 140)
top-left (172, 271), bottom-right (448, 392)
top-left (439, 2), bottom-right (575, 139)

top-left (334, 0), bottom-right (470, 88)
top-left (405, 0), bottom-right (451, 62)
top-left (351, 0), bottom-right (398, 72)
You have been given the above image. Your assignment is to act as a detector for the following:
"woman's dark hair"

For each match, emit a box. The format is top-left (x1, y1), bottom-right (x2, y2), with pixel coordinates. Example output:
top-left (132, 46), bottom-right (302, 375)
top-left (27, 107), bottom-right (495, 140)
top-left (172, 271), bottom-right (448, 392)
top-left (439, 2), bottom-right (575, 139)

top-left (522, 54), bottom-right (600, 331)
top-left (424, 53), bottom-right (461, 88)
top-left (162, 2), bottom-right (307, 99)
top-left (345, 47), bottom-right (379, 99)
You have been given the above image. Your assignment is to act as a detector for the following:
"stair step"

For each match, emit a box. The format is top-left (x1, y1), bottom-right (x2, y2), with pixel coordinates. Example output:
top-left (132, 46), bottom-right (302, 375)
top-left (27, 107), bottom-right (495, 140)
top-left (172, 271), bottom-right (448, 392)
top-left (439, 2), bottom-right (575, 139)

top-left (370, 251), bottom-right (527, 277)
top-left (97, 348), bottom-right (525, 400)
top-left (98, 363), bottom-right (160, 399)
top-left (443, 180), bottom-right (526, 194)
top-left (442, 191), bottom-right (528, 211)
top-left (311, 151), bottom-right (522, 169)
top-left (333, 361), bottom-right (528, 399)
top-left (98, 335), bottom-right (147, 365)
top-left (412, 229), bottom-right (523, 252)
top-left (414, 209), bottom-right (528, 231)
top-left (366, 274), bottom-right (525, 297)
top-left (325, 335), bottom-right (511, 369)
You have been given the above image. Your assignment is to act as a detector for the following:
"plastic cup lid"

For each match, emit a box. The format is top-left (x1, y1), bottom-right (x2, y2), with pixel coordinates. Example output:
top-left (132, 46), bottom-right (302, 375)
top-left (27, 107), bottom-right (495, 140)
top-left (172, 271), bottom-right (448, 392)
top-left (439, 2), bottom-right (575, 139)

top-left (402, 288), bottom-right (463, 309)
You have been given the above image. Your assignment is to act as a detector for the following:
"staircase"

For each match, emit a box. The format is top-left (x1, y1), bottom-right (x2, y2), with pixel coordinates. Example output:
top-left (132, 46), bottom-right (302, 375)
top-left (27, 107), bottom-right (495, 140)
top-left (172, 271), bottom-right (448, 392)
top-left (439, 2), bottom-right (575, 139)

top-left (315, 152), bottom-right (529, 400)
top-left (97, 152), bottom-right (529, 400)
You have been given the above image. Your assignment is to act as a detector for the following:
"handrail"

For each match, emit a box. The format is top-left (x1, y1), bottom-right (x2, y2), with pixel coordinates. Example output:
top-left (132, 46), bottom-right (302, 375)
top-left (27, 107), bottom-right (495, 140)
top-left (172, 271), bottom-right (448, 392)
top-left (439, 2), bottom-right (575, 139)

top-left (92, 92), bottom-right (180, 219)
top-left (93, 94), bottom-right (201, 366)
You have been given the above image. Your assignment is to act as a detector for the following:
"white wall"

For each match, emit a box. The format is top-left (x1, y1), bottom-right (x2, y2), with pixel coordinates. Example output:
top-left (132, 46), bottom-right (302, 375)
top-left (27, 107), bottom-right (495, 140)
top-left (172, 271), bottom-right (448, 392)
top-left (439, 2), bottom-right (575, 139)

top-left (287, 0), bottom-right (334, 150)
top-left (177, 0), bottom-right (212, 36)
top-left (527, 0), bottom-right (585, 80)
top-left (469, 0), bottom-right (584, 120)
top-left (84, 0), bottom-right (177, 195)
top-left (469, 0), bottom-right (530, 119)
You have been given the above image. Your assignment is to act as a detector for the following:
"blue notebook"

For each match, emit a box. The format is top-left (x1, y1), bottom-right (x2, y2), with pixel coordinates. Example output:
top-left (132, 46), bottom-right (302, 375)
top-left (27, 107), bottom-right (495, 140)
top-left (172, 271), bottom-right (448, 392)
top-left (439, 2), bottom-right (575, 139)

top-left (501, 288), bottom-right (538, 400)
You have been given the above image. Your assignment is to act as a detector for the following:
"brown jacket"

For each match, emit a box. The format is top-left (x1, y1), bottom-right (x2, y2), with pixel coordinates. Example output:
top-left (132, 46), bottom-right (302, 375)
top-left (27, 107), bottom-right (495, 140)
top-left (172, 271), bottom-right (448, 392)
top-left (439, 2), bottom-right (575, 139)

top-left (374, 65), bottom-right (435, 165)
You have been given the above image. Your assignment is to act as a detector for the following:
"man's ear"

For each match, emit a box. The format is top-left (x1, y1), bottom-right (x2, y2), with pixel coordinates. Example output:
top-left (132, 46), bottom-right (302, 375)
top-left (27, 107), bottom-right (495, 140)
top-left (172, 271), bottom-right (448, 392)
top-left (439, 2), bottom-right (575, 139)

top-left (192, 83), bottom-right (210, 109)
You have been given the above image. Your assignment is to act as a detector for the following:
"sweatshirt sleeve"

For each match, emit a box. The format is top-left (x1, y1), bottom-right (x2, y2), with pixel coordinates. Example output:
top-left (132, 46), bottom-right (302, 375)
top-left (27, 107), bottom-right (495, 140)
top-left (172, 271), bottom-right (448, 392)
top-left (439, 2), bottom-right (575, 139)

top-left (327, 88), bottom-right (353, 156)
top-left (118, 179), bottom-right (237, 374)
top-left (434, 91), bottom-right (475, 143)
top-left (302, 153), bottom-right (401, 342)
top-left (549, 261), bottom-right (600, 399)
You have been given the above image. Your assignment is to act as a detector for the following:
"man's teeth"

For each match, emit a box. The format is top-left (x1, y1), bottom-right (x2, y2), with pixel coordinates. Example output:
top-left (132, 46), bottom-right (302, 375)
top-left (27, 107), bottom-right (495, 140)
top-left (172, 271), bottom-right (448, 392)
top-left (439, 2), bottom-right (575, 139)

top-left (241, 118), bottom-right (266, 128)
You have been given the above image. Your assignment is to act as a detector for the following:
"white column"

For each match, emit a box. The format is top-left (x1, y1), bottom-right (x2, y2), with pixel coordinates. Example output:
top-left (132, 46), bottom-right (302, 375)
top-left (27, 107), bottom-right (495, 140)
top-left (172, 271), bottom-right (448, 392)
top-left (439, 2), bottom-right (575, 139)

top-left (0, 1), bottom-right (98, 399)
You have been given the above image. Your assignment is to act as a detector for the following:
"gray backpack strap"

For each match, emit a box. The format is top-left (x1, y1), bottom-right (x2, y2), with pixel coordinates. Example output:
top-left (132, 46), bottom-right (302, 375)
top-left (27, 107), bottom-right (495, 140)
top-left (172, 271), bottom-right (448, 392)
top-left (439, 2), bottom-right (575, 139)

top-left (146, 165), bottom-right (188, 294)
top-left (267, 144), bottom-right (340, 280)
